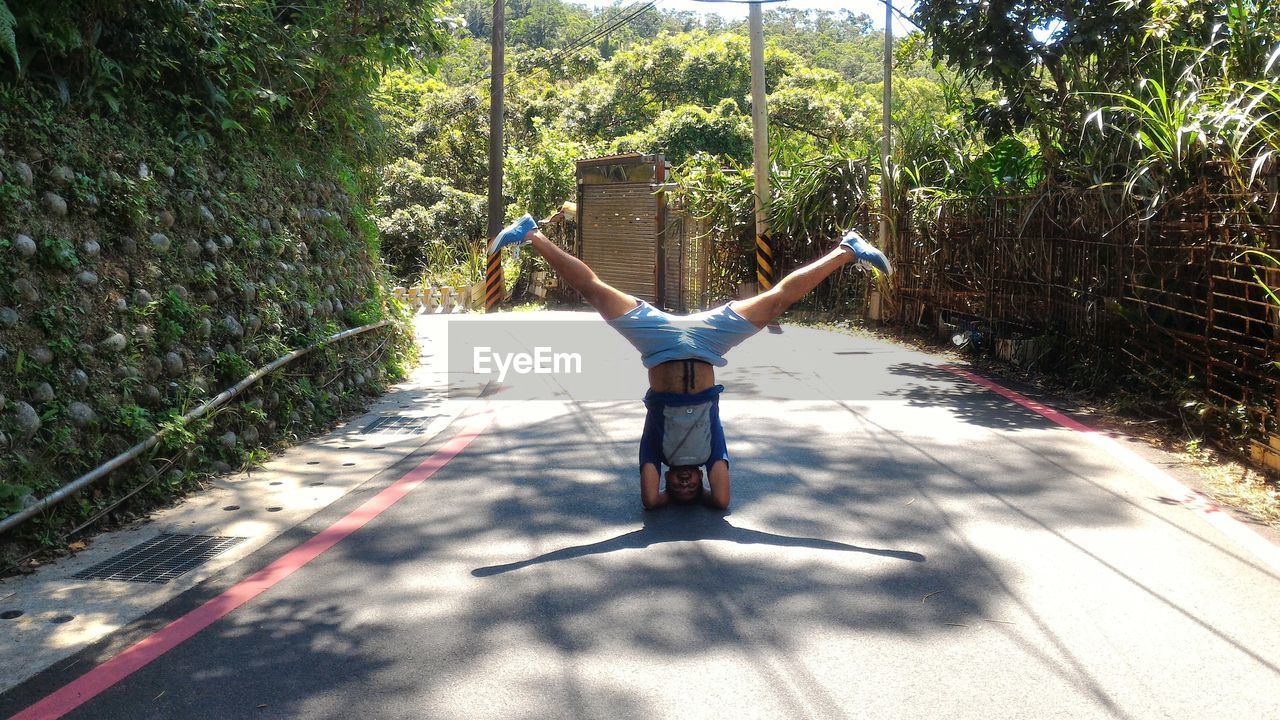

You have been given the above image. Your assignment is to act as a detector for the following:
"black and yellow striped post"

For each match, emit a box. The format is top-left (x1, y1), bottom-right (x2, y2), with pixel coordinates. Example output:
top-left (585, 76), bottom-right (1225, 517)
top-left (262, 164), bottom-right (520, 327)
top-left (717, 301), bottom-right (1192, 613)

top-left (755, 234), bottom-right (774, 291)
top-left (484, 250), bottom-right (504, 312)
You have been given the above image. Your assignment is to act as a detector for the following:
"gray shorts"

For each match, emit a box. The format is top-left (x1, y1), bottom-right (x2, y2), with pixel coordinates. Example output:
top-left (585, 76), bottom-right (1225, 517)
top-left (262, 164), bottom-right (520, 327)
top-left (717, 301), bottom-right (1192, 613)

top-left (607, 299), bottom-right (762, 369)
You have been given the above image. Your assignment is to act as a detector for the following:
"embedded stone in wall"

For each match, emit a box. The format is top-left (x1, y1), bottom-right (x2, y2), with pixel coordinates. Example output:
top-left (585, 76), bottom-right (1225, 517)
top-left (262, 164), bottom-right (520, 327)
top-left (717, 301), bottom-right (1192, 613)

top-left (68, 402), bottom-right (97, 428)
top-left (28, 346), bottom-right (53, 365)
top-left (13, 278), bottom-right (38, 303)
top-left (222, 315), bottom-right (244, 338)
top-left (132, 289), bottom-right (153, 306)
top-left (13, 401), bottom-right (40, 440)
top-left (76, 270), bottom-right (99, 288)
top-left (162, 352), bottom-right (184, 377)
top-left (14, 161), bottom-right (33, 186)
top-left (157, 209), bottom-right (175, 229)
top-left (149, 233), bottom-right (171, 252)
top-left (31, 382), bottom-right (54, 404)
top-left (68, 368), bottom-right (89, 390)
top-left (43, 192), bottom-right (67, 216)
top-left (139, 384), bottom-right (162, 407)
top-left (0, 307), bottom-right (17, 327)
top-left (50, 165), bottom-right (74, 185)
top-left (100, 333), bottom-right (127, 353)
top-left (81, 239), bottom-right (100, 257)
top-left (13, 234), bottom-right (36, 258)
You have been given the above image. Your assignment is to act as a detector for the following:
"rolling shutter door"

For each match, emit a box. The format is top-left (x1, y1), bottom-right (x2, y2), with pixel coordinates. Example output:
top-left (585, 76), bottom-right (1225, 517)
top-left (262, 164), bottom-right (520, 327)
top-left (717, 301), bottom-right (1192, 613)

top-left (581, 183), bottom-right (657, 303)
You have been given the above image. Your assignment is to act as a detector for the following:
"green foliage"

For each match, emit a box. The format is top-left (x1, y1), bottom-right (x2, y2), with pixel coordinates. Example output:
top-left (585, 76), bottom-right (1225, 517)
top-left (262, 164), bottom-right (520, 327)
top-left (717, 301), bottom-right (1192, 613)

top-left (966, 136), bottom-right (1045, 193)
top-left (0, 0), bottom-right (452, 149)
top-left (115, 404), bottom-right (155, 439)
top-left (41, 236), bottom-right (78, 271)
top-left (375, 158), bottom-right (486, 277)
top-left (772, 148), bottom-right (870, 243)
top-left (506, 132), bottom-right (600, 219)
top-left (615, 101), bottom-right (753, 165)
top-left (0, 482), bottom-right (31, 516)
top-left (914, 0), bottom-right (1148, 153)
top-left (376, 3), bottom-right (925, 282)
top-left (0, 0), bottom-right (17, 71)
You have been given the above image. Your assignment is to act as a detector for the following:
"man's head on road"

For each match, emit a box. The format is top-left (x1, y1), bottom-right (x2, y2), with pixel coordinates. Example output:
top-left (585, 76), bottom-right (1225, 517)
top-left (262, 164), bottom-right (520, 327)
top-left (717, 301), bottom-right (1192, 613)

top-left (665, 465), bottom-right (704, 504)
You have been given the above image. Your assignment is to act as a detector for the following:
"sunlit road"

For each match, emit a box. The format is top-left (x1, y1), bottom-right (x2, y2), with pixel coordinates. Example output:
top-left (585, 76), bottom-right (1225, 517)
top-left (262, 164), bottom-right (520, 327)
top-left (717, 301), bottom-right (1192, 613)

top-left (5, 312), bottom-right (1280, 720)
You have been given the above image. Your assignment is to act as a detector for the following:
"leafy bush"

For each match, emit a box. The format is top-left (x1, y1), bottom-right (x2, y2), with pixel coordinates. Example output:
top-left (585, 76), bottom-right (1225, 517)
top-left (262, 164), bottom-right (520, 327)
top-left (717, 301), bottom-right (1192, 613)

top-left (0, 0), bottom-right (451, 149)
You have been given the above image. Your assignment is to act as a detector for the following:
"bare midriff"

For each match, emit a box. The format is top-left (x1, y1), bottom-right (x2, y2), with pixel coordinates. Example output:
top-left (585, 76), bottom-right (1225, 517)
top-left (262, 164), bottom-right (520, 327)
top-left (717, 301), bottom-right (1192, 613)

top-left (647, 359), bottom-right (716, 394)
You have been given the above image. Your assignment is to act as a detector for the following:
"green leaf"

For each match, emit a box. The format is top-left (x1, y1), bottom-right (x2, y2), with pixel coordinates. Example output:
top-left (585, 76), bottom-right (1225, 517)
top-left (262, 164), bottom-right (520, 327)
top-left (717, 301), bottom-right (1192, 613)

top-left (0, 0), bottom-right (17, 71)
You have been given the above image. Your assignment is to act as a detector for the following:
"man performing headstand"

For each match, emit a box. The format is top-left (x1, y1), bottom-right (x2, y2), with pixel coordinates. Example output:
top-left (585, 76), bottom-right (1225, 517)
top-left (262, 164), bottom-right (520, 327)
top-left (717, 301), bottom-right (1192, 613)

top-left (490, 213), bottom-right (892, 511)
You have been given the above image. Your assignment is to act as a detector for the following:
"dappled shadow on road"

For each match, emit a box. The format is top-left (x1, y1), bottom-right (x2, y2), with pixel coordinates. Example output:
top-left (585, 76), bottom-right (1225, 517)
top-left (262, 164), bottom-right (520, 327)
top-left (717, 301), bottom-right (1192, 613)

top-left (265, 398), bottom-right (1154, 718)
top-left (39, 327), bottom-right (1280, 719)
top-left (472, 509), bottom-right (925, 576)
top-left (882, 363), bottom-right (1060, 433)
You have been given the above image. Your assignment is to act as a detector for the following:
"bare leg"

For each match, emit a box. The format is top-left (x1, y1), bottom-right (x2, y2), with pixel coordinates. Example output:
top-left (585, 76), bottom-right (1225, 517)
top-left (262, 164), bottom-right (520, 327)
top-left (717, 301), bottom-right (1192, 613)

top-left (731, 247), bottom-right (853, 327)
top-left (528, 230), bottom-right (637, 320)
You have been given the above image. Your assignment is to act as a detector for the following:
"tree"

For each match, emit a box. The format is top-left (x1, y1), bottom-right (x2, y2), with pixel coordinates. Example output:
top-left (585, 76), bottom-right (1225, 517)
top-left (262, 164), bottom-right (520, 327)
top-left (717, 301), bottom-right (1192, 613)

top-left (912, 0), bottom-right (1148, 164)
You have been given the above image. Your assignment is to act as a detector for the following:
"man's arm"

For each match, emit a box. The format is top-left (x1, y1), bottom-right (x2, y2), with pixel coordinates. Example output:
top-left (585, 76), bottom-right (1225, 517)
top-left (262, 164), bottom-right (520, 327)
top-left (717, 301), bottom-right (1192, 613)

top-left (704, 460), bottom-right (730, 510)
top-left (641, 463), bottom-right (668, 510)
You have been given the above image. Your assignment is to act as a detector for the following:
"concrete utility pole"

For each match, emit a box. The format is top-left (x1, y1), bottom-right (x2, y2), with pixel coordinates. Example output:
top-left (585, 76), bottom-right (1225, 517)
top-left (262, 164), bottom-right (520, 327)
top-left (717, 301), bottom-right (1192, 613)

top-left (748, 1), bottom-right (774, 293)
top-left (485, 0), bottom-right (506, 312)
top-left (880, 0), bottom-right (893, 253)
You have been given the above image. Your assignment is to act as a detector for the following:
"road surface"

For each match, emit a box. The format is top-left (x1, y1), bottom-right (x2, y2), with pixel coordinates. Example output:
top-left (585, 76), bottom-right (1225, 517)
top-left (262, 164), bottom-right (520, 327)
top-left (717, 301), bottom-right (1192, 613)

top-left (4, 312), bottom-right (1280, 720)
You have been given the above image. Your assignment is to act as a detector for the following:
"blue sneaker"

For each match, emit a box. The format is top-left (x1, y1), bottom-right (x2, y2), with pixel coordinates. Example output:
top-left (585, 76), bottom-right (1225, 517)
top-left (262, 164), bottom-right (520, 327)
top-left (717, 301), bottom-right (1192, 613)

top-left (840, 229), bottom-right (893, 276)
top-left (488, 214), bottom-right (539, 255)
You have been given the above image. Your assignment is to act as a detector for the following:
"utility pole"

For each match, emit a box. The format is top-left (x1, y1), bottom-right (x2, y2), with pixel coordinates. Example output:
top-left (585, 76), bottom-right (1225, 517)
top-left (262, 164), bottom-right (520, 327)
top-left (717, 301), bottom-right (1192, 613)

top-left (485, 0), bottom-right (506, 312)
top-left (870, 0), bottom-right (893, 321)
top-left (880, 0), bottom-right (893, 256)
top-left (748, 1), bottom-right (773, 293)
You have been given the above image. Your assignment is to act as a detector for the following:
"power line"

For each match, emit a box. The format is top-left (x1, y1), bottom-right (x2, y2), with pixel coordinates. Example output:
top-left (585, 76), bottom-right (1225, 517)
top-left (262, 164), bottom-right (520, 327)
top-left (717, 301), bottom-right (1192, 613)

top-left (466, 0), bottom-right (660, 92)
top-left (689, 0), bottom-right (920, 29)
top-left (506, 0), bottom-right (661, 92)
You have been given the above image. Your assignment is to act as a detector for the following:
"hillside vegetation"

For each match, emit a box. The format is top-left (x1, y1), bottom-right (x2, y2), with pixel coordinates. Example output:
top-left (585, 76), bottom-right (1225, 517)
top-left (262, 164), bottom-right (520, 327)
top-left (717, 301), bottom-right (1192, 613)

top-left (0, 0), bottom-right (444, 560)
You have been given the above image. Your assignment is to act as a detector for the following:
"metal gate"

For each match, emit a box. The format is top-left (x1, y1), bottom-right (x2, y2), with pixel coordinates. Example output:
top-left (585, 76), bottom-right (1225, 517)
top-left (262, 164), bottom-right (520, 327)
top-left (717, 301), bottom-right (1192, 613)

top-left (576, 152), bottom-right (707, 312)
top-left (581, 182), bottom-right (659, 301)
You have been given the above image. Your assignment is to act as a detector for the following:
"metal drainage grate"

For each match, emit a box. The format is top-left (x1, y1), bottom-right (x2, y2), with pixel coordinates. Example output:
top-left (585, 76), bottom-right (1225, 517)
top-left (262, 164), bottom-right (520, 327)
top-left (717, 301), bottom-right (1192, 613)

top-left (361, 415), bottom-right (439, 435)
top-left (75, 534), bottom-right (246, 584)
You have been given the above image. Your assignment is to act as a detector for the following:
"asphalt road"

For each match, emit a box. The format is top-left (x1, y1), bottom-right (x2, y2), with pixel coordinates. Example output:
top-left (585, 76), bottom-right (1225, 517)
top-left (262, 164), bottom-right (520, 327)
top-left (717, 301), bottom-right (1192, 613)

top-left (5, 314), bottom-right (1280, 720)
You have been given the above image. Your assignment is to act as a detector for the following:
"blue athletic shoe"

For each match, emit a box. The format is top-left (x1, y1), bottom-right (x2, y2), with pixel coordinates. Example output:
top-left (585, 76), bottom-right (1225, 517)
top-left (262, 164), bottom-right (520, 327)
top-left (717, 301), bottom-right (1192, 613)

top-left (488, 214), bottom-right (539, 255)
top-left (840, 229), bottom-right (893, 276)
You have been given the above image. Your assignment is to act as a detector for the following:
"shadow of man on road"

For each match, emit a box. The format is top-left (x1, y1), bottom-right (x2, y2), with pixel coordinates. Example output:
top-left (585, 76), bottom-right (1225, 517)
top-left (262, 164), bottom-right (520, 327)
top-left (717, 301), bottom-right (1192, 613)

top-left (472, 509), bottom-right (925, 576)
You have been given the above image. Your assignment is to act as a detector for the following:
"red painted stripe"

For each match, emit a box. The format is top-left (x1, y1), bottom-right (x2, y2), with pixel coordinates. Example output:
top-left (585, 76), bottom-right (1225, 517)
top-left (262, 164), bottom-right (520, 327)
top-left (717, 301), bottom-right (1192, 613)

top-left (11, 413), bottom-right (492, 720)
top-left (940, 364), bottom-right (1094, 433)
top-left (938, 364), bottom-right (1280, 574)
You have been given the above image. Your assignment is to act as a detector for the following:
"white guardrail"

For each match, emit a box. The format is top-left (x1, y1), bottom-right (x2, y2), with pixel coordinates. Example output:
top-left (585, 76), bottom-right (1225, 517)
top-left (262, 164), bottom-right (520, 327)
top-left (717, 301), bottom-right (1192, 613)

top-left (392, 281), bottom-right (488, 314)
